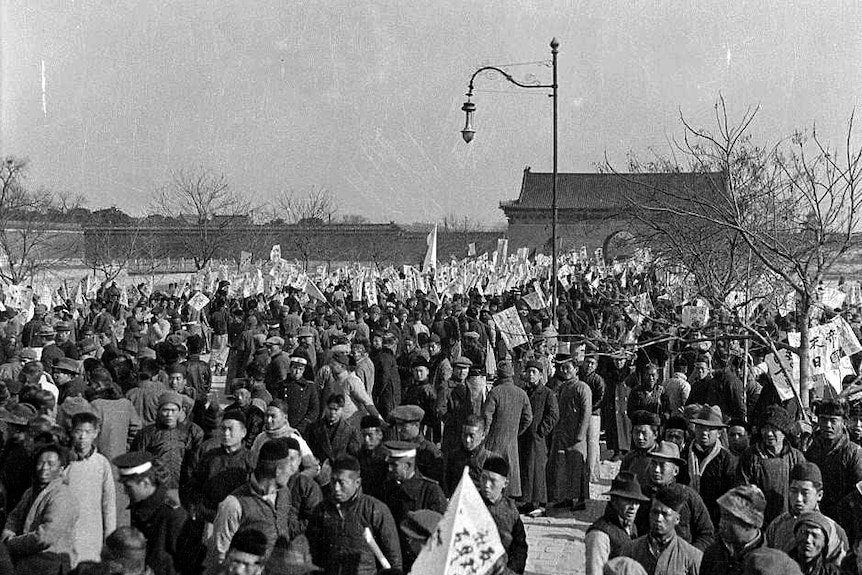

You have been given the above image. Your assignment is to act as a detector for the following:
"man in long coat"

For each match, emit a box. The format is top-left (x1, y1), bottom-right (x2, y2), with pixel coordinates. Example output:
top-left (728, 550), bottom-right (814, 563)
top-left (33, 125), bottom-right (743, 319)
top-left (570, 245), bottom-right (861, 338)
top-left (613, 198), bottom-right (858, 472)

top-left (482, 360), bottom-right (533, 499)
top-left (548, 352), bottom-right (592, 510)
top-left (518, 359), bottom-right (559, 515)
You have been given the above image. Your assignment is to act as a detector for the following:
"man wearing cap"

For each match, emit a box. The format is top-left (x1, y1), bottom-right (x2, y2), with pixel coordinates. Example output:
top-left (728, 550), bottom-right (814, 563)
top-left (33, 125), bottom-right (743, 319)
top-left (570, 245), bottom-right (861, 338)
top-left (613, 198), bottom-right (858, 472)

top-left (399, 509), bottom-right (443, 566)
top-left (182, 334), bottom-right (213, 401)
top-left (113, 452), bottom-right (189, 575)
top-left (218, 528), bottom-right (269, 575)
top-left (687, 353), bottom-right (747, 423)
top-left (54, 321), bottom-right (80, 360)
top-left (322, 351), bottom-right (381, 426)
top-left (263, 336), bottom-right (292, 395)
top-left (351, 337), bottom-right (375, 397)
top-left (701, 485), bottom-right (793, 575)
top-left (307, 394), bottom-right (362, 471)
top-left (272, 354), bottom-right (319, 436)
top-left (371, 333), bottom-right (402, 421)
top-left (130, 390), bottom-right (205, 491)
top-left (585, 471), bottom-right (649, 575)
top-left (684, 405), bottom-right (738, 525)
top-left (548, 352), bottom-right (590, 510)
top-left (438, 356), bottom-right (483, 454)
top-left (381, 440), bottom-right (447, 570)
top-left (210, 438), bottom-right (300, 567)
top-left (479, 456), bottom-right (528, 575)
top-left (294, 326), bottom-right (318, 379)
top-left (19, 304), bottom-right (47, 348)
top-left (357, 415), bottom-right (388, 500)
top-left (52, 357), bottom-right (84, 405)
top-left (184, 410), bottom-right (255, 524)
top-left (805, 400), bottom-right (862, 518)
top-left (483, 360), bottom-right (533, 500)
top-left (663, 357), bottom-right (691, 419)
top-left (624, 485), bottom-right (703, 575)
top-left (402, 356), bottom-right (439, 439)
top-left (621, 411), bottom-right (662, 489)
top-left (635, 441), bottom-right (715, 551)
top-left (519, 358), bottom-right (559, 516)
top-left (765, 462), bottom-right (848, 565)
top-left (580, 353), bottom-right (606, 484)
top-left (390, 404), bottom-right (444, 483)
top-left (442, 414), bottom-right (499, 497)
top-left (789, 511), bottom-right (841, 575)
top-left (738, 405), bottom-right (807, 523)
top-left (308, 455), bottom-right (402, 575)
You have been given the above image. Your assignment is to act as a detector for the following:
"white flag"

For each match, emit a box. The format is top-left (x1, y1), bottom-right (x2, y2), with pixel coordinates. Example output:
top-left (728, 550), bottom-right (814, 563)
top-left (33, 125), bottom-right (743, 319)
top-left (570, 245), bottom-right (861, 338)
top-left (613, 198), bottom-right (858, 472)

top-left (424, 225), bottom-right (438, 271)
top-left (410, 467), bottom-right (505, 575)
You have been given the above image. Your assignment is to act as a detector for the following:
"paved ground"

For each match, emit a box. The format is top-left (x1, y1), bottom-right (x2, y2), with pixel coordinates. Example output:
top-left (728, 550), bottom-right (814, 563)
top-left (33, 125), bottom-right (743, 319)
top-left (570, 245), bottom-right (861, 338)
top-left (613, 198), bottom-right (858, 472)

top-left (523, 458), bottom-right (621, 575)
top-left (212, 369), bottom-right (614, 575)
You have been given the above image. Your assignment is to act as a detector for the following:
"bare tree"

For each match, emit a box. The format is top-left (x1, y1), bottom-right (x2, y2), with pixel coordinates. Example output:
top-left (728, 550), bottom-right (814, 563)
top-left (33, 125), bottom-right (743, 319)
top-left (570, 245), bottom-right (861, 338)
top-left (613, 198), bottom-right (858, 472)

top-left (149, 167), bottom-right (253, 270)
top-left (0, 158), bottom-right (83, 285)
top-left (270, 186), bottom-right (337, 224)
top-left (609, 97), bottom-right (862, 407)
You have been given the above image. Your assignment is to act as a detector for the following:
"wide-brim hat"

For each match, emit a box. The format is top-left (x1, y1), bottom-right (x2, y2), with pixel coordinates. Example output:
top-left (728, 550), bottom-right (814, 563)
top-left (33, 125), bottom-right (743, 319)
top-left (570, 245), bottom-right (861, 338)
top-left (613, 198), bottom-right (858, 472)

top-left (690, 405), bottom-right (726, 428)
top-left (649, 441), bottom-right (686, 467)
top-left (605, 471), bottom-right (649, 502)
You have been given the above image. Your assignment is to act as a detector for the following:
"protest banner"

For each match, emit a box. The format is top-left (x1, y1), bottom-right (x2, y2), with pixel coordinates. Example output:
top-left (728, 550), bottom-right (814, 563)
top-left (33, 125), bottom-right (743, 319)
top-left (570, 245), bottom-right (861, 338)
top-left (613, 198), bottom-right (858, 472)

top-left (188, 291), bottom-right (210, 312)
top-left (410, 467), bottom-right (505, 575)
top-left (492, 306), bottom-right (529, 350)
top-left (681, 305), bottom-right (709, 328)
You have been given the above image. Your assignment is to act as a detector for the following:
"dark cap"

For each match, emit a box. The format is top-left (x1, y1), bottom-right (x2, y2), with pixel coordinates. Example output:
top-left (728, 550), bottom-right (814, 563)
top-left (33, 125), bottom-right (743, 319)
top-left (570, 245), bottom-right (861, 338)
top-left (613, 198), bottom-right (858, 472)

top-left (483, 455), bottom-right (509, 478)
top-left (230, 529), bottom-right (269, 557)
top-left (817, 400), bottom-right (847, 418)
top-left (654, 484), bottom-right (687, 512)
top-left (452, 357), bottom-right (473, 368)
top-left (259, 439), bottom-right (292, 463)
top-left (53, 358), bottom-right (80, 374)
top-left (524, 359), bottom-right (543, 372)
top-left (113, 452), bottom-right (155, 478)
top-left (331, 456), bottom-right (361, 473)
top-left (384, 440), bottom-right (418, 459)
top-left (789, 462), bottom-right (823, 488)
top-left (222, 410), bottom-right (247, 428)
top-left (400, 510), bottom-right (443, 541)
top-left (389, 404), bottom-right (424, 423)
top-left (761, 405), bottom-right (794, 435)
top-left (630, 410), bottom-right (661, 428)
top-left (360, 415), bottom-right (384, 430)
top-left (606, 471), bottom-right (649, 502)
top-left (411, 356), bottom-right (429, 369)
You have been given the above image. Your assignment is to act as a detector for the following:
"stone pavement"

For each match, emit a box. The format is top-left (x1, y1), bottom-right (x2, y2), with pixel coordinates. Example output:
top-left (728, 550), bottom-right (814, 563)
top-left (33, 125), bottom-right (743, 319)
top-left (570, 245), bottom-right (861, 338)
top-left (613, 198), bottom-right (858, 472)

top-left (523, 458), bottom-right (621, 575)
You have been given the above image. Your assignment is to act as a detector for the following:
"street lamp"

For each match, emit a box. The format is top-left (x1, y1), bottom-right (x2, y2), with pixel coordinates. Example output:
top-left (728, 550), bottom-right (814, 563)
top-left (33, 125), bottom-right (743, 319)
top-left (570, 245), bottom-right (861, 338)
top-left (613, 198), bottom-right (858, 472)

top-left (460, 38), bottom-right (560, 327)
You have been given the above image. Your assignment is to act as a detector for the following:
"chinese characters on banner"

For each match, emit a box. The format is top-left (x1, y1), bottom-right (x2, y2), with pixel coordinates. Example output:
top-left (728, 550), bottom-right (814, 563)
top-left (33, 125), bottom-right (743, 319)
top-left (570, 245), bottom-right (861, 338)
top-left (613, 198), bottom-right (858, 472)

top-left (492, 307), bottom-right (529, 350)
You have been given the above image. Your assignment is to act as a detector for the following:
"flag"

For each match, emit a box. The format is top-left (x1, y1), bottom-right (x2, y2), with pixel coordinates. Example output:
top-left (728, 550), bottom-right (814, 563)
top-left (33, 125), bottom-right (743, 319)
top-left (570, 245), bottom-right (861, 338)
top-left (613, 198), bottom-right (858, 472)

top-left (424, 225), bottom-right (438, 271)
top-left (467, 242), bottom-right (476, 257)
top-left (496, 238), bottom-right (508, 269)
top-left (304, 280), bottom-right (327, 303)
top-left (410, 467), bottom-right (505, 575)
top-left (270, 244), bottom-right (282, 262)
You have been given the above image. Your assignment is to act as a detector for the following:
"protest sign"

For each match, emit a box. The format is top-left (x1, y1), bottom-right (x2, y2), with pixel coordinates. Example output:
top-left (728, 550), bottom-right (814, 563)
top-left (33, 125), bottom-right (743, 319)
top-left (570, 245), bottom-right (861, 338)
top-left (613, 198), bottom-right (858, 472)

top-left (492, 306), bottom-right (529, 350)
top-left (765, 352), bottom-right (799, 402)
top-left (681, 305), bottom-right (709, 328)
top-left (410, 467), bottom-right (505, 575)
top-left (188, 292), bottom-right (210, 312)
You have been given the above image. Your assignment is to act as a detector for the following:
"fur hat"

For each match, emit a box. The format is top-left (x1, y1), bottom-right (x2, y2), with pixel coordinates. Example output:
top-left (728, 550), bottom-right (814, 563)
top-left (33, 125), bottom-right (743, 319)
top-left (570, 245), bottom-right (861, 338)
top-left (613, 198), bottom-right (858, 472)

top-left (717, 485), bottom-right (767, 528)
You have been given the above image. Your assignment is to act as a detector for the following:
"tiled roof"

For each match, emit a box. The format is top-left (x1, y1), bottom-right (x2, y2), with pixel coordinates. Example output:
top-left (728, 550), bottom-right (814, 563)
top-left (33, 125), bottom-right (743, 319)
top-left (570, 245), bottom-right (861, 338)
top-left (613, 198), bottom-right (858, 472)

top-left (505, 168), bottom-right (724, 210)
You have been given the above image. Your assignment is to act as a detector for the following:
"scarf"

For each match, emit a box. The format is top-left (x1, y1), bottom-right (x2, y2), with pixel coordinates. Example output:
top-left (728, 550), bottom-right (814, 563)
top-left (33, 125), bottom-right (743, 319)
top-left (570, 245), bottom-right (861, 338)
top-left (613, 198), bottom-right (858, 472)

top-left (688, 440), bottom-right (722, 492)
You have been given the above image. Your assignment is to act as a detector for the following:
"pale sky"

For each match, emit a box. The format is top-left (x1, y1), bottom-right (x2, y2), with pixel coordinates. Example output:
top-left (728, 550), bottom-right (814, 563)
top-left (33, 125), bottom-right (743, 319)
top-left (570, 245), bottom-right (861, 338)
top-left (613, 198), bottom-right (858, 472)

top-left (1, 1), bottom-right (860, 225)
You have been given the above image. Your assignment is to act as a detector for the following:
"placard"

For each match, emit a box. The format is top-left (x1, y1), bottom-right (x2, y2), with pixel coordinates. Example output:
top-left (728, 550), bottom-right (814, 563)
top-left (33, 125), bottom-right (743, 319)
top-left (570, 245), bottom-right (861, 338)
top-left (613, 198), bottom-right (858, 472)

top-left (492, 306), bottom-right (529, 350)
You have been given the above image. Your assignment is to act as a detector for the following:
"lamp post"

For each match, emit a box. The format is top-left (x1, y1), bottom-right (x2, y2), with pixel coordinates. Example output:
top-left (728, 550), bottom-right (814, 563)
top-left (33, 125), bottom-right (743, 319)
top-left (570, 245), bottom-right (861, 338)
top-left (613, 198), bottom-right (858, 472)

top-left (461, 38), bottom-right (559, 327)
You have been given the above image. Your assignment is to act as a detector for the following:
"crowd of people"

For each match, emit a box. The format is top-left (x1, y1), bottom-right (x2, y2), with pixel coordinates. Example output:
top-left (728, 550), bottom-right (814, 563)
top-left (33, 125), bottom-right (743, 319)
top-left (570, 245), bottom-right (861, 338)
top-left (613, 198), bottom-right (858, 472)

top-left (0, 261), bottom-right (861, 575)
